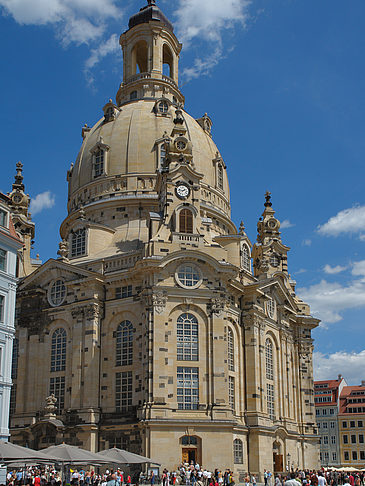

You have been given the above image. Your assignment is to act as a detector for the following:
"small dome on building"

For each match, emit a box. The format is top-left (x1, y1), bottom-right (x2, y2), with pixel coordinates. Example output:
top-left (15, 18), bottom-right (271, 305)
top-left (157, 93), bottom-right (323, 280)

top-left (128, 0), bottom-right (174, 32)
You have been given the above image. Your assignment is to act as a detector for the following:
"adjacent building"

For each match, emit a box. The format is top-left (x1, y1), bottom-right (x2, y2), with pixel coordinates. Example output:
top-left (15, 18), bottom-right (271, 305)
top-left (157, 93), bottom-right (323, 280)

top-left (338, 384), bottom-right (365, 468)
top-left (0, 193), bottom-right (23, 481)
top-left (10, 0), bottom-right (320, 477)
top-left (314, 376), bottom-right (347, 467)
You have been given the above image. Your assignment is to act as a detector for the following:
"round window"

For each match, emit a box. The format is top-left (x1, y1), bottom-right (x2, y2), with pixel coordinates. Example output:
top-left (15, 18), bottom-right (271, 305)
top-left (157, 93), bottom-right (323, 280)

top-left (270, 254), bottom-right (280, 267)
top-left (158, 101), bottom-right (169, 114)
top-left (176, 264), bottom-right (202, 289)
top-left (48, 280), bottom-right (66, 307)
top-left (176, 140), bottom-right (187, 151)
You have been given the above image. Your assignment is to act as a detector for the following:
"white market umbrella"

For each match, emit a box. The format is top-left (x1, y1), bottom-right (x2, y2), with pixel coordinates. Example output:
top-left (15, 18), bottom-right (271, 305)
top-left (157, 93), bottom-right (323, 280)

top-left (0, 441), bottom-right (58, 464)
top-left (97, 447), bottom-right (160, 465)
top-left (41, 444), bottom-right (110, 464)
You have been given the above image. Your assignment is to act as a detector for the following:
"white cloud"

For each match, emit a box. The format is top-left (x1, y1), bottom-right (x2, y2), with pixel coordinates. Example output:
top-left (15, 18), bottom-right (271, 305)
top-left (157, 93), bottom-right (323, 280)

top-left (298, 278), bottom-right (365, 325)
top-left (281, 219), bottom-right (295, 229)
top-left (302, 239), bottom-right (312, 246)
top-left (84, 34), bottom-right (119, 85)
top-left (352, 260), bottom-right (365, 277)
top-left (318, 204), bottom-right (365, 238)
top-left (175, 0), bottom-right (251, 80)
top-left (0, 0), bottom-right (121, 52)
top-left (314, 350), bottom-right (365, 385)
top-left (323, 264), bottom-right (348, 275)
top-left (29, 191), bottom-right (55, 215)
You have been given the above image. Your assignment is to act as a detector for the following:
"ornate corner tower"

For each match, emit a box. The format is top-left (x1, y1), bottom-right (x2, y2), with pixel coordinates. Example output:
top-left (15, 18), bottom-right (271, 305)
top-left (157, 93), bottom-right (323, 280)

top-left (7, 162), bottom-right (39, 277)
top-left (252, 191), bottom-right (290, 278)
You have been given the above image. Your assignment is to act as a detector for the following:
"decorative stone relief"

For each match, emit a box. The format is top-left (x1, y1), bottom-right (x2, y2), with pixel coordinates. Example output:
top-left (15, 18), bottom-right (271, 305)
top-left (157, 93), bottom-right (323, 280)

top-left (152, 291), bottom-right (167, 314)
top-left (208, 297), bottom-right (226, 316)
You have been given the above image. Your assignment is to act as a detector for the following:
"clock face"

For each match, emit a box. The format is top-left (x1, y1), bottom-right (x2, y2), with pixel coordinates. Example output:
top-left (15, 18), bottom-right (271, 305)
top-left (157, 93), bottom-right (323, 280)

top-left (12, 194), bottom-right (23, 204)
top-left (176, 184), bottom-right (190, 199)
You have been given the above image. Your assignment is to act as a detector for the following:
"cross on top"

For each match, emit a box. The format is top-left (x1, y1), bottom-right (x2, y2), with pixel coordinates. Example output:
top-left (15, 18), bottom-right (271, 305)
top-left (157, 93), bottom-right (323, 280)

top-left (147, 0), bottom-right (156, 5)
top-left (264, 191), bottom-right (272, 208)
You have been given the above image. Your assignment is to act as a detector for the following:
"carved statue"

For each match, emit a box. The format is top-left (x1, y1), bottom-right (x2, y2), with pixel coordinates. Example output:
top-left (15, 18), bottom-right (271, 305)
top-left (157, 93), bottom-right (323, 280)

top-left (44, 394), bottom-right (57, 416)
top-left (57, 239), bottom-right (69, 262)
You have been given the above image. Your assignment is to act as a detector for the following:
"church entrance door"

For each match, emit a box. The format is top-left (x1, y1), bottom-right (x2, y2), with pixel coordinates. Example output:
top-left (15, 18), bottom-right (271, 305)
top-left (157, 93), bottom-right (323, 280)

top-left (274, 453), bottom-right (283, 473)
top-left (182, 448), bottom-right (196, 464)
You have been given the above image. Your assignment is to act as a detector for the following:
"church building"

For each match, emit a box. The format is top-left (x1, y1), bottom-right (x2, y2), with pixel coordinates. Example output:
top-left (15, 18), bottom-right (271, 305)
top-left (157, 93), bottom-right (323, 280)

top-left (10, 0), bottom-right (320, 476)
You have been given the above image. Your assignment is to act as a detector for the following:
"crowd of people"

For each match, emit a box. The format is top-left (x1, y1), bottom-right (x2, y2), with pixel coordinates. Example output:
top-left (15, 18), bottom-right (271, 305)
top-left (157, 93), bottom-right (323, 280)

top-left (3, 466), bottom-right (365, 486)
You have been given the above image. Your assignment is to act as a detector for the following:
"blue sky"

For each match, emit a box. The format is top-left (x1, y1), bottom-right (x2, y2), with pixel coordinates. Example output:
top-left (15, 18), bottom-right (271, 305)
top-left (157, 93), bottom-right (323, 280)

top-left (1, 0), bottom-right (365, 384)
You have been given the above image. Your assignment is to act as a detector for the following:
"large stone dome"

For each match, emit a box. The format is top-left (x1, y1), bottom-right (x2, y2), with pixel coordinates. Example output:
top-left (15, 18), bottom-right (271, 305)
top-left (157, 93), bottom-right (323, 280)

top-left (68, 100), bottom-right (230, 216)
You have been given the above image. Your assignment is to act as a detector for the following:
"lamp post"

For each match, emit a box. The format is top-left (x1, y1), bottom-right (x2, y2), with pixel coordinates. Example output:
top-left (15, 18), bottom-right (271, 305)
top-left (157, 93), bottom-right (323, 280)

top-left (287, 453), bottom-right (291, 472)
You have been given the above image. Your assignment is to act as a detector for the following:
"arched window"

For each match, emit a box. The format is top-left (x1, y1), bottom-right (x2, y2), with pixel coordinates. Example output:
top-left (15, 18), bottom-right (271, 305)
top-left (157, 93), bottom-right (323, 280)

top-left (163, 44), bottom-right (173, 79)
top-left (177, 313), bottom-right (198, 361)
top-left (11, 338), bottom-right (18, 379)
top-left (265, 339), bottom-right (273, 380)
top-left (130, 91), bottom-right (138, 100)
top-left (116, 321), bottom-right (133, 366)
top-left (233, 439), bottom-right (243, 464)
top-left (132, 40), bottom-right (148, 74)
top-left (265, 338), bottom-right (275, 420)
top-left (179, 209), bottom-right (193, 234)
top-left (241, 245), bottom-right (251, 272)
top-left (71, 228), bottom-right (86, 257)
top-left (51, 328), bottom-right (67, 372)
top-left (228, 328), bottom-right (234, 371)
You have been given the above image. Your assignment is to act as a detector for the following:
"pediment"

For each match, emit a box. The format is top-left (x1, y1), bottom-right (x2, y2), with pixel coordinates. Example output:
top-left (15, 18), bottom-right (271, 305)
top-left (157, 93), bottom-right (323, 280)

top-left (257, 276), bottom-right (298, 313)
top-left (19, 258), bottom-right (102, 291)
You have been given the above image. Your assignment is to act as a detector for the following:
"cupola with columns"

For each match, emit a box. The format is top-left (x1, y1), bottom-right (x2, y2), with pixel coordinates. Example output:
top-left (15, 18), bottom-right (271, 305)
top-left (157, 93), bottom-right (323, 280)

top-left (116, 0), bottom-right (184, 107)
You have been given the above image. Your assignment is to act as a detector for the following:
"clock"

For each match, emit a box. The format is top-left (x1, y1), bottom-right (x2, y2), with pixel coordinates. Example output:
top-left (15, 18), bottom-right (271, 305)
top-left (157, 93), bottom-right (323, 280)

top-left (175, 183), bottom-right (190, 199)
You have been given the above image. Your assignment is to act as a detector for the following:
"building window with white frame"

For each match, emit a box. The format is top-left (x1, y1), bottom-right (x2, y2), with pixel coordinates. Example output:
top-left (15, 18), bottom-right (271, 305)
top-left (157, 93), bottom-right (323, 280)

top-left (233, 439), bottom-right (243, 464)
top-left (116, 371), bottom-right (132, 412)
top-left (71, 228), bottom-right (86, 257)
top-left (94, 149), bottom-right (105, 178)
top-left (0, 295), bottom-right (4, 322)
top-left (229, 376), bottom-right (235, 411)
top-left (50, 376), bottom-right (65, 413)
top-left (228, 328), bottom-right (234, 371)
top-left (332, 452), bottom-right (337, 462)
top-left (0, 209), bottom-right (7, 227)
top-left (331, 436), bottom-right (336, 444)
top-left (0, 249), bottom-right (6, 272)
top-left (177, 367), bottom-right (199, 410)
top-left (51, 328), bottom-right (67, 372)
top-left (177, 313), bottom-right (198, 361)
top-left (116, 321), bottom-right (133, 366)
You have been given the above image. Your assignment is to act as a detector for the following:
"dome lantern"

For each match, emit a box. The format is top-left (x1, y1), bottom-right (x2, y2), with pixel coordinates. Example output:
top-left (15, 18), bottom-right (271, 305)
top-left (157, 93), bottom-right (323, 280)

top-left (116, 0), bottom-right (184, 106)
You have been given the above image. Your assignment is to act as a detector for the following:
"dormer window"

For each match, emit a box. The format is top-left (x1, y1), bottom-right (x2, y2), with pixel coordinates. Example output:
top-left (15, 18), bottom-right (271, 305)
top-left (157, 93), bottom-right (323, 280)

top-left (217, 163), bottom-right (224, 190)
top-left (103, 100), bottom-right (118, 123)
top-left (95, 150), bottom-right (104, 178)
top-left (0, 209), bottom-right (7, 228)
top-left (91, 139), bottom-right (110, 179)
top-left (158, 101), bottom-right (168, 114)
top-left (105, 107), bottom-right (115, 122)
